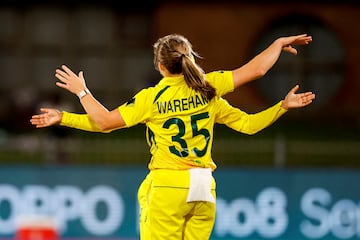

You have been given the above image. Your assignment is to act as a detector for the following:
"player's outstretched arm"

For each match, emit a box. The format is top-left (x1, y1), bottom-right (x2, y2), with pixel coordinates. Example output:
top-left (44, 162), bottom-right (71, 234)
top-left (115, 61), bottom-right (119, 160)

top-left (281, 85), bottom-right (315, 110)
top-left (232, 34), bottom-right (312, 88)
top-left (244, 85), bottom-right (315, 134)
top-left (30, 108), bottom-right (113, 132)
top-left (30, 108), bottom-right (62, 128)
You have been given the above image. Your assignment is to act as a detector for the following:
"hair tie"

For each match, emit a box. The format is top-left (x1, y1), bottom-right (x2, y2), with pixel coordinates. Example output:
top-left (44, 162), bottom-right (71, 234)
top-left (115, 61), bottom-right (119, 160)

top-left (181, 53), bottom-right (186, 59)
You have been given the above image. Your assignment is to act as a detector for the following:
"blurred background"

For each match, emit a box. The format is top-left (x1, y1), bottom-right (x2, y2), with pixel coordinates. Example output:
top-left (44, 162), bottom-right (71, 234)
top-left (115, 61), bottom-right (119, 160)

top-left (1, 0), bottom-right (359, 167)
top-left (0, 0), bottom-right (359, 239)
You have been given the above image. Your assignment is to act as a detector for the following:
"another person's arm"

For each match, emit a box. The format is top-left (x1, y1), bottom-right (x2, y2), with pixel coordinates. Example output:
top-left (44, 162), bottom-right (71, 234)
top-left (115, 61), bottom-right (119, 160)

top-left (54, 65), bottom-right (125, 131)
top-left (206, 34), bottom-right (312, 97)
top-left (31, 65), bottom-right (124, 131)
top-left (31, 65), bottom-right (151, 131)
top-left (232, 34), bottom-right (312, 88)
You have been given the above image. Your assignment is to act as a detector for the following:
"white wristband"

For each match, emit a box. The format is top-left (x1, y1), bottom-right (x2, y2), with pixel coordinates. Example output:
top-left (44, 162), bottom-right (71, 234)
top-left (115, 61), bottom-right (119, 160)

top-left (77, 89), bottom-right (90, 99)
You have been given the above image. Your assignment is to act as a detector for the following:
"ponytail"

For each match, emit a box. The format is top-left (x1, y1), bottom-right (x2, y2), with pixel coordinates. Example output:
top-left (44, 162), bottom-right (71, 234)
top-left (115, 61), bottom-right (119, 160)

top-left (181, 54), bottom-right (216, 101)
top-left (153, 34), bottom-right (216, 101)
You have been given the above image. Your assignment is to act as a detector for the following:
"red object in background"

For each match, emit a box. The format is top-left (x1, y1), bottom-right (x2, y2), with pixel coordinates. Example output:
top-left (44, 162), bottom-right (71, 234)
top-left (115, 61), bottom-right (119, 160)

top-left (15, 216), bottom-right (59, 240)
top-left (15, 227), bottom-right (59, 240)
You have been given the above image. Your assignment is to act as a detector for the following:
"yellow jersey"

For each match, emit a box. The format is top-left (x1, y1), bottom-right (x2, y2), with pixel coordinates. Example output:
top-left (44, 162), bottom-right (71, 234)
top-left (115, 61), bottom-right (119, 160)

top-left (118, 71), bottom-right (287, 170)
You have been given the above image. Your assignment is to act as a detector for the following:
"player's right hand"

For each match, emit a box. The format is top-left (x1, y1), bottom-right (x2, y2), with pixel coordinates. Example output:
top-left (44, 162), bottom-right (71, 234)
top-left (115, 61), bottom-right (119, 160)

top-left (30, 108), bottom-right (62, 128)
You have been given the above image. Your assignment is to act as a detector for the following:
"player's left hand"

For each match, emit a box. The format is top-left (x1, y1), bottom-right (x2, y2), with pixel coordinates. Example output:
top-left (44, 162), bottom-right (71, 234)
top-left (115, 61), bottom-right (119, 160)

top-left (30, 108), bottom-right (62, 128)
top-left (55, 65), bottom-right (87, 96)
top-left (281, 85), bottom-right (315, 110)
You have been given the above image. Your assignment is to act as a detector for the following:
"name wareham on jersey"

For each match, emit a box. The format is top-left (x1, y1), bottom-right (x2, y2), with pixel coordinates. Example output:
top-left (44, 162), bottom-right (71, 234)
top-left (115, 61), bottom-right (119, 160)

top-left (156, 94), bottom-right (209, 114)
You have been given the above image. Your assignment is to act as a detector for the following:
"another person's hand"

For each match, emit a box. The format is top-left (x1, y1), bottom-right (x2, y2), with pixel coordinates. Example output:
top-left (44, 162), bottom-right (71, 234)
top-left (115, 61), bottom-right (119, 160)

top-left (55, 65), bottom-right (88, 97)
top-left (30, 108), bottom-right (62, 128)
top-left (281, 85), bottom-right (315, 110)
top-left (279, 34), bottom-right (312, 55)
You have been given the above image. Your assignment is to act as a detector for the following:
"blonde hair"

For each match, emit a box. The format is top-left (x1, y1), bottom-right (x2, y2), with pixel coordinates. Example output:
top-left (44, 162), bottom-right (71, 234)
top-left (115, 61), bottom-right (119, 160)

top-left (153, 34), bottom-right (216, 101)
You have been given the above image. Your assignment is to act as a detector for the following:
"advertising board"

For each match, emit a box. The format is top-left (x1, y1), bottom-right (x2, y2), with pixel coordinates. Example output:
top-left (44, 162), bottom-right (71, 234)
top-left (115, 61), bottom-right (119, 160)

top-left (0, 167), bottom-right (359, 239)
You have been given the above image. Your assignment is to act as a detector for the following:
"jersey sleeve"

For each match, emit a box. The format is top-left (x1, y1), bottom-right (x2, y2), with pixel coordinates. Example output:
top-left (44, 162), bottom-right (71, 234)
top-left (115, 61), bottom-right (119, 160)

top-left (215, 98), bottom-right (287, 135)
top-left (60, 112), bottom-right (110, 133)
top-left (205, 70), bottom-right (234, 97)
top-left (118, 88), bottom-right (153, 127)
